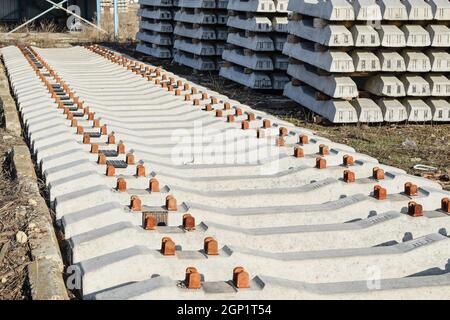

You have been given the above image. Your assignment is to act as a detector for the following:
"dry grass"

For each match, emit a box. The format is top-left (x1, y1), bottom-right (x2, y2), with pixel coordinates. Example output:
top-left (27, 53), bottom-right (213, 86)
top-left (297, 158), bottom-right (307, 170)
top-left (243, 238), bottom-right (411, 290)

top-left (0, 6), bottom-right (139, 47)
top-left (0, 127), bottom-right (32, 300)
top-left (79, 6), bottom-right (139, 43)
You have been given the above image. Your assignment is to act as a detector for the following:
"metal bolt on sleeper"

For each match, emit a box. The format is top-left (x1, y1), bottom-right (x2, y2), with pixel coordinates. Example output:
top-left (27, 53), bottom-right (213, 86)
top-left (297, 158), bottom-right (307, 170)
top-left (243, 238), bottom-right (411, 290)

top-left (441, 198), bottom-right (450, 213)
top-left (404, 182), bottom-right (418, 196)
top-left (130, 195), bottom-right (142, 211)
top-left (299, 134), bottom-right (309, 144)
top-left (374, 185), bottom-right (387, 200)
top-left (166, 195), bottom-right (177, 211)
top-left (408, 201), bottom-right (423, 217)
top-left (183, 214), bottom-right (195, 231)
top-left (117, 142), bottom-right (125, 154)
top-left (343, 155), bottom-right (354, 166)
top-left (136, 164), bottom-right (146, 177)
top-left (316, 157), bottom-right (326, 169)
top-left (116, 178), bottom-right (127, 192)
top-left (233, 267), bottom-right (250, 289)
top-left (185, 267), bottom-right (201, 289)
top-left (149, 178), bottom-right (160, 192)
top-left (144, 215), bottom-right (157, 230)
top-left (204, 237), bottom-right (219, 255)
top-left (344, 170), bottom-right (355, 183)
top-left (294, 146), bottom-right (304, 158)
top-left (126, 152), bottom-right (135, 165)
top-left (319, 144), bottom-right (329, 155)
top-left (373, 167), bottom-right (385, 180)
top-left (161, 237), bottom-right (176, 256)
top-left (106, 164), bottom-right (116, 177)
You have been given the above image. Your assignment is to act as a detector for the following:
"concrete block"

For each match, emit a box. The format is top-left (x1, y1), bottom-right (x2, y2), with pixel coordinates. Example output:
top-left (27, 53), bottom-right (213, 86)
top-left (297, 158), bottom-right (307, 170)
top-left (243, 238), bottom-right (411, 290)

top-left (377, 0), bottom-right (408, 20)
top-left (227, 32), bottom-right (274, 51)
top-left (351, 25), bottom-right (380, 47)
top-left (351, 51), bottom-right (381, 72)
top-left (222, 49), bottom-right (274, 70)
top-left (272, 16), bottom-right (288, 32)
top-left (403, 0), bottom-right (433, 20)
top-left (401, 98), bottom-right (433, 121)
top-left (287, 0), bottom-right (355, 21)
top-left (174, 24), bottom-right (216, 40)
top-left (401, 25), bottom-right (431, 47)
top-left (283, 83), bottom-right (359, 123)
top-left (140, 0), bottom-right (173, 6)
top-left (400, 75), bottom-right (431, 97)
top-left (425, 74), bottom-right (450, 97)
top-left (136, 31), bottom-right (173, 46)
top-left (177, 0), bottom-right (216, 8)
top-left (282, 42), bottom-right (355, 73)
top-left (377, 25), bottom-right (406, 47)
top-left (219, 65), bottom-right (272, 89)
top-left (173, 52), bottom-right (217, 70)
top-left (353, 0), bottom-right (382, 20)
top-left (427, 50), bottom-right (450, 72)
top-left (401, 50), bottom-right (431, 72)
top-left (364, 75), bottom-right (406, 97)
top-left (377, 98), bottom-right (408, 122)
top-left (288, 20), bottom-right (353, 47)
top-left (174, 39), bottom-right (217, 55)
top-left (136, 43), bottom-right (172, 58)
top-left (138, 7), bottom-right (172, 20)
top-left (174, 10), bottom-right (217, 24)
top-left (349, 98), bottom-right (384, 122)
top-left (425, 98), bottom-right (450, 121)
top-left (140, 20), bottom-right (173, 33)
top-left (426, 0), bottom-right (450, 19)
top-left (286, 63), bottom-right (357, 99)
top-left (227, 16), bottom-right (272, 32)
top-left (427, 25), bottom-right (450, 47)
top-left (228, 0), bottom-right (276, 12)
top-left (376, 51), bottom-right (406, 72)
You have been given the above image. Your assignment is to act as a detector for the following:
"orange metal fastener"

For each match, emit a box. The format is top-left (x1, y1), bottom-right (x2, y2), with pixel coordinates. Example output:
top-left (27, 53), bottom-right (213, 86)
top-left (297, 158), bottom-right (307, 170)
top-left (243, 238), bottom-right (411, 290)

top-left (408, 201), bottom-right (423, 217)
top-left (130, 195), bottom-right (142, 211)
top-left (185, 267), bottom-right (201, 289)
top-left (106, 164), bottom-right (116, 177)
top-left (294, 146), bottom-right (304, 158)
top-left (166, 195), bottom-right (177, 211)
top-left (373, 167), bottom-right (384, 180)
top-left (441, 198), bottom-right (450, 213)
top-left (204, 237), bottom-right (219, 255)
top-left (116, 178), bottom-right (127, 192)
top-left (136, 164), bottom-right (146, 177)
top-left (149, 178), bottom-right (160, 192)
top-left (343, 155), bottom-right (354, 166)
top-left (404, 182), bottom-right (418, 196)
top-left (233, 267), bottom-right (250, 289)
top-left (183, 213), bottom-right (195, 231)
top-left (316, 157), bottom-right (326, 169)
top-left (161, 237), bottom-right (176, 256)
top-left (343, 170), bottom-right (355, 183)
top-left (374, 185), bottom-right (387, 200)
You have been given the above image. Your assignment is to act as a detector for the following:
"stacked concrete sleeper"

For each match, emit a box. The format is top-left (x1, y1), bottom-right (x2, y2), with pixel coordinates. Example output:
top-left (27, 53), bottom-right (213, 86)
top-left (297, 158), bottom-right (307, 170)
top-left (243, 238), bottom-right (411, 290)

top-left (2, 44), bottom-right (450, 299)
top-left (283, 0), bottom-right (450, 123)
top-left (173, 0), bottom-right (229, 71)
top-left (219, 0), bottom-right (291, 89)
top-left (136, 0), bottom-right (174, 58)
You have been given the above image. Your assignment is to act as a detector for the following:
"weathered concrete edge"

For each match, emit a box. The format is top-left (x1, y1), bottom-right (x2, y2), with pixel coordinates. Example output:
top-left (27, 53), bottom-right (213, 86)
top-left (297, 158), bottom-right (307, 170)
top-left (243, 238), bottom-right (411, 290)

top-left (1, 55), bottom-right (69, 300)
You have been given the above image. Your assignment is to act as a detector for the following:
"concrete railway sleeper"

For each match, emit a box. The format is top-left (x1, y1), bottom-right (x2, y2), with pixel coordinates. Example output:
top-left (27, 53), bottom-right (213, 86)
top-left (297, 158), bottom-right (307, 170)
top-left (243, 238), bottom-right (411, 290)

top-left (1, 44), bottom-right (450, 299)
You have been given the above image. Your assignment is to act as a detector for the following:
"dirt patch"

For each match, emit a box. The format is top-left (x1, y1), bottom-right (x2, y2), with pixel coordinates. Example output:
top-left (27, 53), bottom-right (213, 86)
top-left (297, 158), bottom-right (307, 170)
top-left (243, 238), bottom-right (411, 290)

top-left (0, 128), bottom-right (33, 300)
